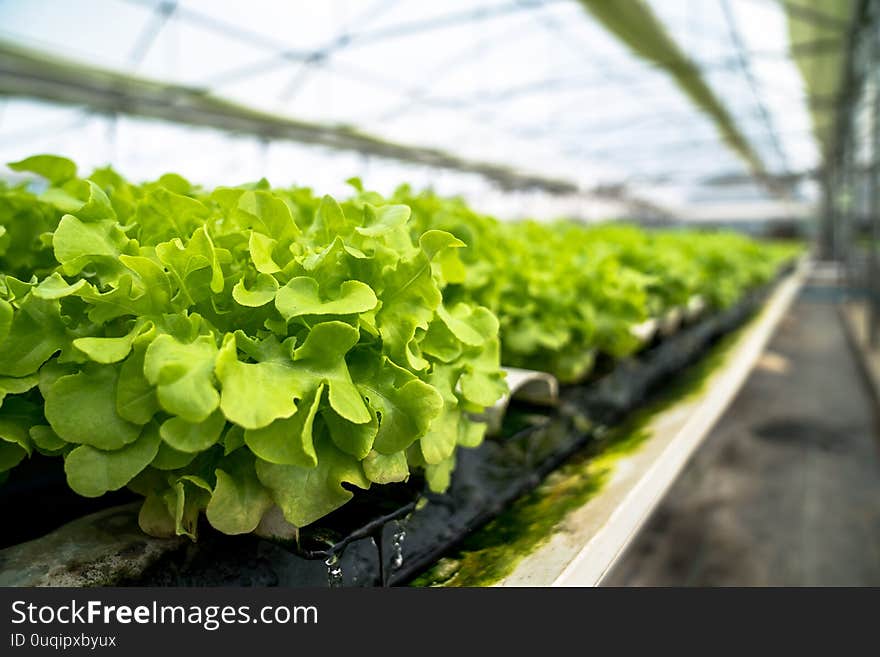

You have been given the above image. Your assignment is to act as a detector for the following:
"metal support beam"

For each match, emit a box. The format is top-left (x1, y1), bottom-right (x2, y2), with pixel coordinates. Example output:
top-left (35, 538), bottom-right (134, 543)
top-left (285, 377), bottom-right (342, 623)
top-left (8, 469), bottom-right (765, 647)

top-left (820, 165), bottom-right (835, 259)
top-left (868, 5), bottom-right (880, 347)
top-left (0, 41), bottom-right (579, 194)
top-left (720, 0), bottom-right (790, 174)
top-left (841, 133), bottom-right (854, 282)
top-left (576, 0), bottom-right (783, 197)
top-left (780, 0), bottom-right (853, 31)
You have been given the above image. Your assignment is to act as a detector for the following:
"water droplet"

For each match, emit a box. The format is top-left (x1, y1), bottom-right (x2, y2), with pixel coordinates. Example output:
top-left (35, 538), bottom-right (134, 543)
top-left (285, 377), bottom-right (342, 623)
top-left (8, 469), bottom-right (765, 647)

top-left (392, 532), bottom-right (406, 569)
top-left (325, 553), bottom-right (343, 588)
top-left (390, 515), bottom-right (410, 571)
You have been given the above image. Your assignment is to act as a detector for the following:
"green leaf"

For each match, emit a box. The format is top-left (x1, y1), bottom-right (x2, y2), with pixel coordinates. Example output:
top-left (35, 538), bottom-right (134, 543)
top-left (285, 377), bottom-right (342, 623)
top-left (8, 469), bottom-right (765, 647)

top-left (170, 475), bottom-right (212, 539)
top-left (434, 247), bottom-right (466, 285)
top-left (151, 441), bottom-right (198, 470)
top-left (350, 352), bottom-right (443, 454)
top-left (275, 277), bottom-right (377, 319)
top-left (116, 344), bottom-right (160, 424)
top-left (222, 424), bottom-right (246, 455)
top-left (355, 203), bottom-right (411, 237)
top-left (291, 321), bottom-right (370, 424)
top-left (8, 154), bottom-right (77, 184)
top-left (0, 397), bottom-right (39, 462)
top-left (156, 226), bottom-right (224, 305)
top-left (459, 420), bottom-right (486, 448)
top-left (419, 406), bottom-right (459, 465)
top-left (44, 365), bottom-right (142, 449)
top-left (134, 187), bottom-right (210, 245)
top-left (437, 303), bottom-right (498, 347)
top-left (248, 231), bottom-right (281, 274)
top-left (52, 214), bottom-right (128, 276)
top-left (237, 189), bottom-right (301, 241)
top-left (73, 319), bottom-right (153, 364)
top-left (206, 449), bottom-right (273, 534)
top-left (418, 229), bottom-right (465, 260)
top-left (308, 195), bottom-right (350, 244)
top-left (231, 330), bottom-right (286, 362)
top-left (459, 338), bottom-right (507, 408)
top-left (73, 181), bottom-right (116, 222)
top-left (76, 276), bottom-right (152, 324)
top-left (0, 299), bottom-right (11, 345)
top-left (159, 410), bottom-right (226, 453)
top-left (0, 441), bottom-right (27, 472)
top-left (322, 406), bottom-right (378, 459)
top-left (31, 273), bottom-right (88, 300)
top-left (215, 333), bottom-right (301, 429)
top-left (143, 334), bottom-right (220, 423)
top-left (0, 373), bottom-right (39, 409)
top-left (157, 172), bottom-right (193, 194)
top-left (232, 273), bottom-right (278, 307)
top-left (136, 470), bottom-right (215, 539)
top-left (38, 360), bottom-right (75, 398)
top-left (39, 185), bottom-right (89, 214)
top-left (375, 234), bottom-right (460, 370)
top-left (256, 435), bottom-right (370, 528)
top-left (425, 454), bottom-right (455, 493)
top-left (418, 363), bottom-right (461, 464)
top-left (64, 422), bottom-right (162, 497)
top-left (420, 319), bottom-right (463, 363)
top-left (244, 383), bottom-right (323, 467)
top-left (3, 277), bottom-right (35, 303)
top-left (29, 424), bottom-right (67, 452)
top-left (299, 237), bottom-right (364, 292)
top-left (118, 255), bottom-right (174, 310)
top-left (362, 449), bottom-right (409, 484)
top-left (0, 295), bottom-right (68, 377)
top-left (138, 491), bottom-right (176, 538)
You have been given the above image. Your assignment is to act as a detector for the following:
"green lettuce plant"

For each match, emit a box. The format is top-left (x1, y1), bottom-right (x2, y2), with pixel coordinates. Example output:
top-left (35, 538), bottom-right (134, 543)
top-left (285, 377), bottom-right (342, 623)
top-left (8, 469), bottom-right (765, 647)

top-left (0, 156), bottom-right (506, 537)
top-left (0, 155), bottom-right (799, 539)
top-left (395, 186), bottom-right (799, 382)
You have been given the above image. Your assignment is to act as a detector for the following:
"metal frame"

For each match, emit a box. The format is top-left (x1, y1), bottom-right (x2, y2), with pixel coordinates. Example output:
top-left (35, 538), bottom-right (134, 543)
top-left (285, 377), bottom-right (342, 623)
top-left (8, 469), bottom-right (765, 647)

top-left (830, 0), bottom-right (880, 345)
top-left (0, 41), bottom-right (579, 195)
top-left (868, 6), bottom-right (880, 346)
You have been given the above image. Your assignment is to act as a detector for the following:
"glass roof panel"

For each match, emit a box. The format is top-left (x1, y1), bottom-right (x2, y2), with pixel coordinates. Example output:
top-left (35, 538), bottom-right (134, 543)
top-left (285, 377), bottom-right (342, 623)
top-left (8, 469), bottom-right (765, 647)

top-left (0, 0), bottom-right (822, 220)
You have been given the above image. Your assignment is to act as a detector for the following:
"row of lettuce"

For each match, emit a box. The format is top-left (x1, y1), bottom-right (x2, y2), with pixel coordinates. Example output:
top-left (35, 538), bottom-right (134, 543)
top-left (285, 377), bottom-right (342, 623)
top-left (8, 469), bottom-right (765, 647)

top-left (397, 187), bottom-right (799, 382)
top-left (0, 156), bottom-right (799, 539)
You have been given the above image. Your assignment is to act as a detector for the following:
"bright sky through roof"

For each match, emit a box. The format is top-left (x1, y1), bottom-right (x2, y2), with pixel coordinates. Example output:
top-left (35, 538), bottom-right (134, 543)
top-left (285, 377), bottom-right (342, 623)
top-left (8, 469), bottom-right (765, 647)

top-left (0, 0), bottom-right (819, 220)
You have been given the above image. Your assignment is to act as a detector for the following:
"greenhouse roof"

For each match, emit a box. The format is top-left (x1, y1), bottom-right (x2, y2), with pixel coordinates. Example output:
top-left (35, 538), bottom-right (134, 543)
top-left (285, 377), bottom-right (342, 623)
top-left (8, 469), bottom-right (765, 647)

top-left (785, 0), bottom-right (857, 159)
top-left (0, 0), bottom-right (834, 219)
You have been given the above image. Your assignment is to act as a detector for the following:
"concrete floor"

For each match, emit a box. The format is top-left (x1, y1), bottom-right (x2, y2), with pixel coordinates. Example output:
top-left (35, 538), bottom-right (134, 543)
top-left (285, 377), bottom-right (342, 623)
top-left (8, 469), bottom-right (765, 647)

top-left (605, 285), bottom-right (880, 586)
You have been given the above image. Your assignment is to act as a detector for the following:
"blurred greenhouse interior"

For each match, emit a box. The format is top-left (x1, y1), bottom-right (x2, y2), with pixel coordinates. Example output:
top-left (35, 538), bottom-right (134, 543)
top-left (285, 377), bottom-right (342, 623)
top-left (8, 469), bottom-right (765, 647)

top-left (0, 0), bottom-right (829, 221)
top-left (0, 0), bottom-right (878, 588)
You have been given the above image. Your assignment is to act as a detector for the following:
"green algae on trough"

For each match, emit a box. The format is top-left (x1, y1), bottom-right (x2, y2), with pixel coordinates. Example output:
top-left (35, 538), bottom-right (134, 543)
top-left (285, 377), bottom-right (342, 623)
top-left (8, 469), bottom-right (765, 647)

top-left (410, 326), bottom-right (744, 587)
